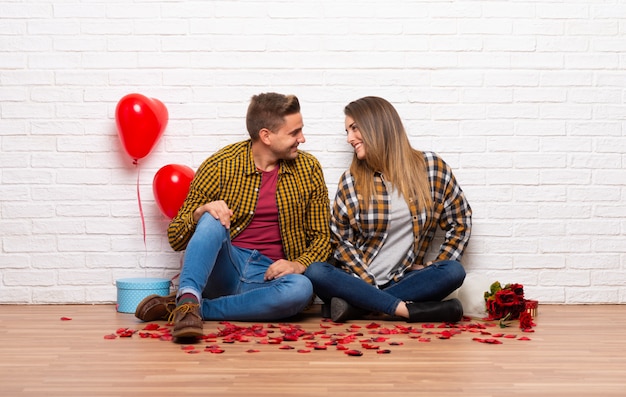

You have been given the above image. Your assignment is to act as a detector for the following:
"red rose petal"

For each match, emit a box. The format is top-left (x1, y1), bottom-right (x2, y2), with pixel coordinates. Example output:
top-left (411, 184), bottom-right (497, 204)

top-left (60, 317), bottom-right (72, 321)
top-left (103, 334), bottom-right (117, 339)
top-left (376, 349), bottom-right (391, 354)
top-left (344, 349), bottom-right (363, 356)
top-left (246, 349), bottom-right (260, 353)
top-left (204, 345), bottom-right (225, 354)
top-left (297, 349), bottom-right (311, 353)
top-left (472, 337), bottom-right (503, 344)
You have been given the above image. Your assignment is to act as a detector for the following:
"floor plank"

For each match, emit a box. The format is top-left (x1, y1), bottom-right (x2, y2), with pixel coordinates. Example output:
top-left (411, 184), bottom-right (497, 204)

top-left (1, 304), bottom-right (625, 396)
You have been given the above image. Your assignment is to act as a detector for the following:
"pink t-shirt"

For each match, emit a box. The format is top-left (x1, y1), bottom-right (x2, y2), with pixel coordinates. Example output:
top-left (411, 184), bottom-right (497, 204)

top-left (231, 167), bottom-right (285, 261)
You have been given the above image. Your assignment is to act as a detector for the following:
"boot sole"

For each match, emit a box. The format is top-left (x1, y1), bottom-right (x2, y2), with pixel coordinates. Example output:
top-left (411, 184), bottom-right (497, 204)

top-left (134, 294), bottom-right (160, 321)
top-left (134, 293), bottom-right (176, 322)
top-left (173, 326), bottom-right (203, 339)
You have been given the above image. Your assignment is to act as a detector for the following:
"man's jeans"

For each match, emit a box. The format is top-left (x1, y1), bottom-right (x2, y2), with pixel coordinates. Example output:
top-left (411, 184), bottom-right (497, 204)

top-left (178, 213), bottom-right (313, 321)
top-left (304, 260), bottom-right (466, 315)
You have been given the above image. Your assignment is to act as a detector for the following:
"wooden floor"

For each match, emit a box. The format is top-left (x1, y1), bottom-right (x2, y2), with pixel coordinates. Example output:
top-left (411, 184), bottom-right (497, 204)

top-left (1, 304), bottom-right (625, 397)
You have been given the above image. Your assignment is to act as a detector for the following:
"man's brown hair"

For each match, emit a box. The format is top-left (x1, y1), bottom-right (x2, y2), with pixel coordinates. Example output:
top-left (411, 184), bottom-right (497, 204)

top-left (246, 93), bottom-right (301, 141)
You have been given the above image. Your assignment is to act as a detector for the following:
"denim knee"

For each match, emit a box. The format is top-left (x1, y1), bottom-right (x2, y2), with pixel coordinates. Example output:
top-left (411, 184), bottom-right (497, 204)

top-left (303, 261), bottom-right (335, 283)
top-left (194, 213), bottom-right (229, 239)
top-left (434, 260), bottom-right (466, 289)
top-left (288, 275), bottom-right (314, 303)
top-left (274, 274), bottom-right (313, 315)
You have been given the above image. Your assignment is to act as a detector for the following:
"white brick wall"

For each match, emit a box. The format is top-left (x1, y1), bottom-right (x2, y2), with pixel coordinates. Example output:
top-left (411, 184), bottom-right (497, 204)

top-left (1, 0), bottom-right (625, 304)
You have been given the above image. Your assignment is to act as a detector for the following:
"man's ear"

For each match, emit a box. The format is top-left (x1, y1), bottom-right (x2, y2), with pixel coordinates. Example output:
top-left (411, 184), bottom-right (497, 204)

top-left (258, 128), bottom-right (272, 145)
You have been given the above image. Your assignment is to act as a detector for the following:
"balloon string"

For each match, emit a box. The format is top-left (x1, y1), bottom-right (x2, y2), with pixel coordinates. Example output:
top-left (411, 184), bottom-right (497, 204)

top-left (169, 255), bottom-right (184, 290)
top-left (135, 162), bottom-right (147, 247)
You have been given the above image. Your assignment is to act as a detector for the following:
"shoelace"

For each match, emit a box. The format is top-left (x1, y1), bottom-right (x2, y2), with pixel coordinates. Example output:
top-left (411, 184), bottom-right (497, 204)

top-left (167, 302), bottom-right (200, 324)
top-left (162, 300), bottom-right (177, 318)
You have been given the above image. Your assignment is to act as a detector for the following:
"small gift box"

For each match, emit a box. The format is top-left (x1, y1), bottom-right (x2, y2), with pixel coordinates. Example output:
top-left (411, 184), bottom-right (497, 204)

top-left (116, 278), bottom-right (171, 313)
top-left (525, 299), bottom-right (539, 317)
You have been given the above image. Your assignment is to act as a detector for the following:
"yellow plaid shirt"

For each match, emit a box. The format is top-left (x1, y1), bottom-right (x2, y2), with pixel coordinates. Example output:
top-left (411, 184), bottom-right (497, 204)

top-left (168, 140), bottom-right (331, 267)
top-left (331, 151), bottom-right (472, 285)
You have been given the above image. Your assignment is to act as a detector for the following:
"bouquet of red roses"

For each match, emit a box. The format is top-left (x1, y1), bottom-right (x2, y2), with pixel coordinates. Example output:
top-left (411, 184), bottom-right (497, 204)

top-left (484, 281), bottom-right (526, 321)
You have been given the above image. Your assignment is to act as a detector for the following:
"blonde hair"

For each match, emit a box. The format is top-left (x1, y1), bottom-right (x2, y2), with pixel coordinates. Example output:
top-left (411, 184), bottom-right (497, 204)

top-left (344, 96), bottom-right (432, 212)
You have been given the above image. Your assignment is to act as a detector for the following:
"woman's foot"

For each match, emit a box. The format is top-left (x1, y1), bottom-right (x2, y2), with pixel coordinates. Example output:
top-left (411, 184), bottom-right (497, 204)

top-left (330, 297), bottom-right (367, 323)
top-left (406, 299), bottom-right (464, 323)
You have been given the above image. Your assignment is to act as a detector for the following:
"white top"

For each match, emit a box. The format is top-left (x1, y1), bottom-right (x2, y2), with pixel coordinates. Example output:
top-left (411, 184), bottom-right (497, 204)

top-left (367, 184), bottom-right (413, 286)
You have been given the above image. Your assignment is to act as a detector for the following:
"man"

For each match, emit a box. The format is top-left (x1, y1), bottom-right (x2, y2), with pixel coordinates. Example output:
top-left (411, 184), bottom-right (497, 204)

top-left (135, 93), bottom-right (331, 340)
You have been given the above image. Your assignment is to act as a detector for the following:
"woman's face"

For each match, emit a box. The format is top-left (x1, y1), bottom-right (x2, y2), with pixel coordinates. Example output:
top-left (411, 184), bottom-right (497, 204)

top-left (345, 115), bottom-right (366, 160)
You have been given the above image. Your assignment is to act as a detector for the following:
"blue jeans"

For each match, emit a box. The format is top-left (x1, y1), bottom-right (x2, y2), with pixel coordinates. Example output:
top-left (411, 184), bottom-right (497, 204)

top-left (304, 260), bottom-right (466, 315)
top-left (177, 213), bottom-right (314, 321)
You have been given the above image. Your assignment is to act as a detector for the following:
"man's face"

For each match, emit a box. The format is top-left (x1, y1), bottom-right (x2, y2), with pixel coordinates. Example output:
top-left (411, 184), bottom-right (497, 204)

top-left (268, 112), bottom-right (305, 160)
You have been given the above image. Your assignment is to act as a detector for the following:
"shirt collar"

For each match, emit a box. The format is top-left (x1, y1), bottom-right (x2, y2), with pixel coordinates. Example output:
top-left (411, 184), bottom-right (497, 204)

top-left (243, 139), bottom-right (296, 176)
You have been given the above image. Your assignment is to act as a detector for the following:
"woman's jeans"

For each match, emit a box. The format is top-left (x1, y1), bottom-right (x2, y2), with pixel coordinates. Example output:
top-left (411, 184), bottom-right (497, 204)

top-left (304, 260), bottom-right (466, 315)
top-left (177, 213), bottom-right (314, 321)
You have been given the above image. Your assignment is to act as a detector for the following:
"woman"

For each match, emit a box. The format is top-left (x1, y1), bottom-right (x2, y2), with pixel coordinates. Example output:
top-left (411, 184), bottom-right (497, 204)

top-left (305, 96), bottom-right (472, 323)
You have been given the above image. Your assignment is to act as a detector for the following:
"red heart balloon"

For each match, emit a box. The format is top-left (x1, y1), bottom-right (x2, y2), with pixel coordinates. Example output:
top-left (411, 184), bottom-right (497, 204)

top-left (152, 164), bottom-right (195, 219)
top-left (115, 93), bottom-right (168, 162)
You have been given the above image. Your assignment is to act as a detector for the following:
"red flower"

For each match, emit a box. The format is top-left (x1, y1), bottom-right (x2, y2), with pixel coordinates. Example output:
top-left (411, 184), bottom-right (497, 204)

top-left (494, 290), bottom-right (521, 306)
top-left (519, 311), bottom-right (535, 330)
top-left (484, 281), bottom-right (529, 321)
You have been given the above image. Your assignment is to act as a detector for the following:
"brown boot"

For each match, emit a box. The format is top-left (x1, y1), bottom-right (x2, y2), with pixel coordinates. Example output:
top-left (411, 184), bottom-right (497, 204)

top-left (170, 302), bottom-right (203, 339)
top-left (134, 292), bottom-right (177, 322)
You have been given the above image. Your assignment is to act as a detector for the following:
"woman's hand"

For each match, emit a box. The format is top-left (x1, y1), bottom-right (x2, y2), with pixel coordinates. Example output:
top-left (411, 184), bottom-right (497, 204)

top-left (410, 261), bottom-right (432, 271)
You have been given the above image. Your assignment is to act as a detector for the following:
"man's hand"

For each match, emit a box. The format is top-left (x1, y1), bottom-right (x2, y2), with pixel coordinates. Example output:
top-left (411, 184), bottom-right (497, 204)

top-left (193, 200), bottom-right (234, 228)
top-left (264, 259), bottom-right (305, 281)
